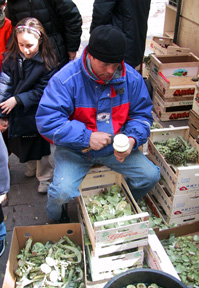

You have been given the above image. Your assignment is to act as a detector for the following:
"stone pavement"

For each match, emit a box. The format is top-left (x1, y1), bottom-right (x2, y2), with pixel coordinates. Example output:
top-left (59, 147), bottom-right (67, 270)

top-left (0, 1), bottom-right (169, 286)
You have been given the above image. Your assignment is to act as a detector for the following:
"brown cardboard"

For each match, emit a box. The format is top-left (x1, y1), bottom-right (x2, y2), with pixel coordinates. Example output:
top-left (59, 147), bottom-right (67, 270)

top-left (156, 221), bottom-right (199, 240)
top-left (3, 223), bottom-right (86, 288)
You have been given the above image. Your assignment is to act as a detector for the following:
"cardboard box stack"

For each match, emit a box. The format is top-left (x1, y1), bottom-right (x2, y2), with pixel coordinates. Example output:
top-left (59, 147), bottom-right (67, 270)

top-left (78, 167), bottom-right (150, 281)
top-left (148, 53), bottom-right (199, 121)
top-left (147, 126), bottom-right (199, 225)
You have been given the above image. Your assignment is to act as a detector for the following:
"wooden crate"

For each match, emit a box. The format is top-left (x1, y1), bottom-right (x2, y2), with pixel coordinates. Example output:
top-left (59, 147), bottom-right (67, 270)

top-left (153, 88), bottom-right (192, 121)
top-left (157, 71), bottom-right (197, 98)
top-left (78, 170), bottom-right (149, 256)
top-left (146, 193), bottom-right (199, 226)
top-left (150, 36), bottom-right (190, 56)
top-left (150, 53), bottom-right (199, 83)
top-left (86, 243), bottom-right (143, 282)
top-left (192, 88), bottom-right (199, 115)
top-left (149, 180), bottom-right (199, 219)
top-left (147, 126), bottom-right (199, 195)
top-left (188, 109), bottom-right (199, 143)
top-left (78, 210), bottom-right (144, 282)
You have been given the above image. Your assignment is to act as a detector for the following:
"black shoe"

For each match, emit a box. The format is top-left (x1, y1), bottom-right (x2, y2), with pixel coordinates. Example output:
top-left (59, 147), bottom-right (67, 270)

top-left (0, 238), bottom-right (5, 257)
top-left (58, 205), bottom-right (70, 223)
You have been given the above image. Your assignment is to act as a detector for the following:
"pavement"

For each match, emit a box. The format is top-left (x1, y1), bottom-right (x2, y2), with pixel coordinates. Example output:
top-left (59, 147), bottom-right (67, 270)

top-left (0, 1), bottom-right (178, 287)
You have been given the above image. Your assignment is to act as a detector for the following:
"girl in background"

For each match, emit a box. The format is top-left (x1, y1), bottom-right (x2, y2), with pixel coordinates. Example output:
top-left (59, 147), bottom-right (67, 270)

top-left (0, 17), bottom-right (58, 193)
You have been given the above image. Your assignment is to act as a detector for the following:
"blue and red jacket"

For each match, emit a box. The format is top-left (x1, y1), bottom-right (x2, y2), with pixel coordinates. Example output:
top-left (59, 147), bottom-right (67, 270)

top-left (36, 47), bottom-right (153, 157)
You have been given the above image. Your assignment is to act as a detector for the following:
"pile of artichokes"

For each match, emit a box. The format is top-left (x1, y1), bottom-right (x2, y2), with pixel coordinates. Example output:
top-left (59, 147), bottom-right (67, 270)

top-left (154, 136), bottom-right (198, 166)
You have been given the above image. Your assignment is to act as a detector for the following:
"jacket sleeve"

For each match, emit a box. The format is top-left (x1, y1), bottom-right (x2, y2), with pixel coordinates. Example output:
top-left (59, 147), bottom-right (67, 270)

top-left (90, 0), bottom-right (117, 32)
top-left (0, 62), bottom-right (14, 118)
top-left (36, 74), bottom-right (92, 148)
top-left (55, 0), bottom-right (82, 52)
top-left (123, 69), bottom-right (153, 149)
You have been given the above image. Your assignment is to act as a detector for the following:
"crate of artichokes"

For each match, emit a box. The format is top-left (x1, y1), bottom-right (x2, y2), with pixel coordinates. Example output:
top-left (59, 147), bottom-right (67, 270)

top-left (147, 126), bottom-right (199, 196)
top-left (78, 169), bottom-right (149, 256)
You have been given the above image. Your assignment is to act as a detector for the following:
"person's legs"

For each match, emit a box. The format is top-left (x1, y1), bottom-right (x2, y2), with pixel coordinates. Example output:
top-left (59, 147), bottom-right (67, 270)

top-left (47, 147), bottom-right (93, 221)
top-left (36, 156), bottom-right (54, 193)
top-left (24, 160), bottom-right (36, 177)
top-left (98, 149), bottom-right (160, 201)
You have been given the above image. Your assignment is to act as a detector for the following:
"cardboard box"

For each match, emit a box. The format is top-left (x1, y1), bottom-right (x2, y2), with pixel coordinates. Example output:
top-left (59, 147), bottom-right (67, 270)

top-left (150, 53), bottom-right (199, 83)
top-left (147, 126), bottom-right (199, 195)
top-left (156, 220), bottom-right (199, 240)
top-left (156, 221), bottom-right (199, 285)
top-left (3, 224), bottom-right (86, 288)
top-left (150, 36), bottom-right (190, 56)
top-left (188, 109), bottom-right (199, 143)
top-left (144, 229), bottom-right (180, 280)
top-left (153, 88), bottom-right (192, 121)
top-left (79, 169), bottom-right (149, 256)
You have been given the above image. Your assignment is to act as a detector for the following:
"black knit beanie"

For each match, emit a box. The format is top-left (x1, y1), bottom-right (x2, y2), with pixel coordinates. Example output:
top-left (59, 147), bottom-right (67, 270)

top-left (87, 25), bottom-right (126, 63)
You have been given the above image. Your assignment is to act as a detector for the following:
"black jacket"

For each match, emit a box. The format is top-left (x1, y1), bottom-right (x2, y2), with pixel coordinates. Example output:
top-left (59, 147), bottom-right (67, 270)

top-left (6, 0), bottom-right (82, 67)
top-left (90, 0), bottom-right (151, 68)
top-left (0, 53), bottom-right (57, 138)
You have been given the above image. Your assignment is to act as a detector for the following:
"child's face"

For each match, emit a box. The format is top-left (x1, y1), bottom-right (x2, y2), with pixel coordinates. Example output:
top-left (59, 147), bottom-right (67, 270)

top-left (17, 31), bottom-right (40, 59)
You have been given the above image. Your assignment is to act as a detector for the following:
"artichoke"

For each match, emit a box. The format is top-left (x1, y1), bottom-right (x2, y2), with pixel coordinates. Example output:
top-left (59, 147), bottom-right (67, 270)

top-left (184, 147), bottom-right (198, 163)
top-left (178, 135), bottom-right (198, 163)
top-left (166, 137), bottom-right (182, 151)
top-left (155, 144), bottom-right (171, 158)
top-left (151, 121), bottom-right (160, 130)
top-left (166, 151), bottom-right (185, 165)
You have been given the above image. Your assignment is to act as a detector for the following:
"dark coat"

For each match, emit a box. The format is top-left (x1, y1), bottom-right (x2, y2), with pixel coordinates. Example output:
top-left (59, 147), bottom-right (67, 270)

top-left (6, 0), bottom-right (82, 67)
top-left (90, 0), bottom-right (151, 68)
top-left (0, 52), bottom-right (56, 138)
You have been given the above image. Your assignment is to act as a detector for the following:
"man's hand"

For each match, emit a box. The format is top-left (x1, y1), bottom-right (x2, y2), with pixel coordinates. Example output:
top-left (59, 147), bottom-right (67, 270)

top-left (89, 132), bottom-right (112, 151)
top-left (0, 97), bottom-right (17, 114)
top-left (0, 194), bottom-right (7, 204)
top-left (0, 118), bottom-right (9, 133)
top-left (68, 51), bottom-right (76, 61)
top-left (114, 137), bottom-right (135, 162)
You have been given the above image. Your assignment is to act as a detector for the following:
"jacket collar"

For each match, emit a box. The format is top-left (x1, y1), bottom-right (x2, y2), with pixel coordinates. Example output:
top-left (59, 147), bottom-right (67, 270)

top-left (82, 46), bottom-right (126, 85)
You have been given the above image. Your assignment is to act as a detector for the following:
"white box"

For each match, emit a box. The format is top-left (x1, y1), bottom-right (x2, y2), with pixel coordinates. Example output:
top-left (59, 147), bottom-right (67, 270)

top-left (145, 229), bottom-right (180, 280)
top-left (150, 181), bottom-right (199, 218)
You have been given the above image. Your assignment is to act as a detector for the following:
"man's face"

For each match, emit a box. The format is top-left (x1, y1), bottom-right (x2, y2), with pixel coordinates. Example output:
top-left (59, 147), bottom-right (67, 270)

top-left (88, 53), bottom-right (120, 81)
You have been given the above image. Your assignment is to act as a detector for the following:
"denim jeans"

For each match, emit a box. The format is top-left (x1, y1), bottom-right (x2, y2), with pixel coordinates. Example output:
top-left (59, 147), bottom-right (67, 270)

top-left (0, 222), bottom-right (6, 241)
top-left (47, 147), bottom-right (160, 221)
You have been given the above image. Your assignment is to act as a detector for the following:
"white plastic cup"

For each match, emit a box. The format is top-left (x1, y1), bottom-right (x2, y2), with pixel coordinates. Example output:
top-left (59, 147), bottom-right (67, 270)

top-left (113, 134), bottom-right (130, 152)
